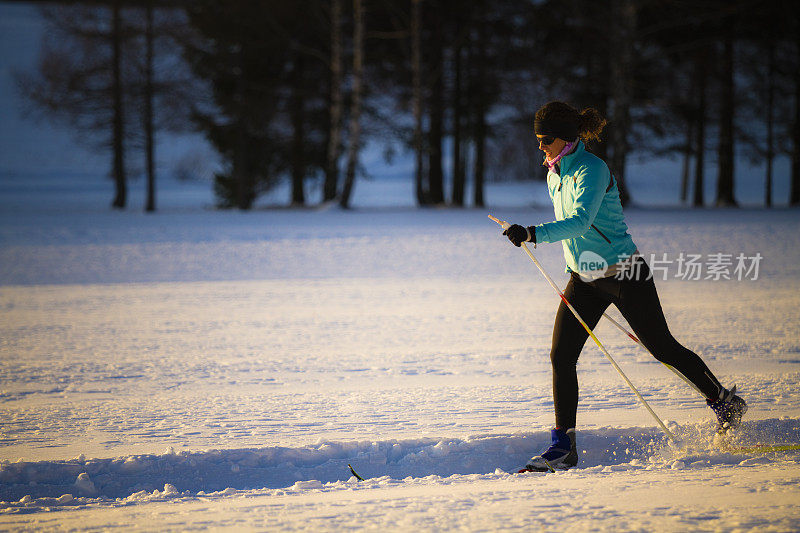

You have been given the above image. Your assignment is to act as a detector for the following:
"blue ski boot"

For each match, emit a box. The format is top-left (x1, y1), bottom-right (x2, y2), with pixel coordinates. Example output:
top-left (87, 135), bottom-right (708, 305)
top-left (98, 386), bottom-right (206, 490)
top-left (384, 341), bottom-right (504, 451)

top-left (708, 385), bottom-right (747, 434)
top-left (521, 428), bottom-right (577, 472)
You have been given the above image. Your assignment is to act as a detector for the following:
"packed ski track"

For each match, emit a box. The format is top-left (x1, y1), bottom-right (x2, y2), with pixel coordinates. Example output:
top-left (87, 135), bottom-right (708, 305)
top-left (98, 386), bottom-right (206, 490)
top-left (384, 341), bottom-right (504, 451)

top-left (1, 177), bottom-right (800, 531)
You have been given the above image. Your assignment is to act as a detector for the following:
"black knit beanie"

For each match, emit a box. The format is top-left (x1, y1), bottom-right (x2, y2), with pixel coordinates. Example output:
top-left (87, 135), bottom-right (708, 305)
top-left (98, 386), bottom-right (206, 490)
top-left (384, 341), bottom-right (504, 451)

top-left (534, 115), bottom-right (579, 143)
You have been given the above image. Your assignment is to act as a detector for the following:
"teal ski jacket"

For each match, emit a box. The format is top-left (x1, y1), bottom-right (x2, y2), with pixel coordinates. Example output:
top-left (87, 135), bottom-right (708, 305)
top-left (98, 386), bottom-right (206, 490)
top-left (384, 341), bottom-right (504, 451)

top-left (533, 140), bottom-right (637, 273)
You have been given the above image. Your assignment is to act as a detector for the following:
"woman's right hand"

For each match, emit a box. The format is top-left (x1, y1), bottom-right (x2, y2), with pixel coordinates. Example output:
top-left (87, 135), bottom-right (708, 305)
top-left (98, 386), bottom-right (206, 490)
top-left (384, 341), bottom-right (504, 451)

top-left (503, 224), bottom-right (533, 247)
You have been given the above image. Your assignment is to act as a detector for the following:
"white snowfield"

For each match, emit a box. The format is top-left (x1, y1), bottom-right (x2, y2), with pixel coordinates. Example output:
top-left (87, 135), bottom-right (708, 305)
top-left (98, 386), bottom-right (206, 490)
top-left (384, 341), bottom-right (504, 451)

top-left (1, 178), bottom-right (800, 531)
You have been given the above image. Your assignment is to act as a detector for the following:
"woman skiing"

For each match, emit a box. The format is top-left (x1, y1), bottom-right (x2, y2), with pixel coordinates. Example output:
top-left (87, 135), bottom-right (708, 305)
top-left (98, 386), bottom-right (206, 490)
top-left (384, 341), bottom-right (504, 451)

top-left (502, 101), bottom-right (747, 472)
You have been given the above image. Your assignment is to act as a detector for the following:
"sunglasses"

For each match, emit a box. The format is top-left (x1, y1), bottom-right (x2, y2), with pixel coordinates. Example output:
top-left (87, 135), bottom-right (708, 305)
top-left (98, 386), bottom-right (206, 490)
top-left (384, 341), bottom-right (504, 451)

top-left (537, 135), bottom-right (556, 146)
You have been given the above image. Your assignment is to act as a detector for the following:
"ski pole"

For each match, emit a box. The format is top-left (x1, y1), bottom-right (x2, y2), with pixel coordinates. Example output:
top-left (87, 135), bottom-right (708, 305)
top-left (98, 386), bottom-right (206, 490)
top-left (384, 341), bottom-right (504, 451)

top-left (489, 214), bottom-right (677, 443)
top-left (599, 312), bottom-right (705, 397)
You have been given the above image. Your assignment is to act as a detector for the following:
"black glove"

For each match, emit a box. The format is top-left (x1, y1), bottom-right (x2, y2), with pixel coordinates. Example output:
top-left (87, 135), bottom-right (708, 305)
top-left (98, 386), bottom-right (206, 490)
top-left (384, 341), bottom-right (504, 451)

top-left (503, 224), bottom-right (535, 247)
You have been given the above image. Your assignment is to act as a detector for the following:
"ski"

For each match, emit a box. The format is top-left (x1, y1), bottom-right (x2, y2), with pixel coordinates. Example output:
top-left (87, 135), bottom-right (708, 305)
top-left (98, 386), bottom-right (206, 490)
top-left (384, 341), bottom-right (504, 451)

top-left (348, 463), bottom-right (365, 481)
top-left (517, 460), bottom-right (557, 474)
top-left (516, 468), bottom-right (553, 474)
top-left (720, 443), bottom-right (800, 454)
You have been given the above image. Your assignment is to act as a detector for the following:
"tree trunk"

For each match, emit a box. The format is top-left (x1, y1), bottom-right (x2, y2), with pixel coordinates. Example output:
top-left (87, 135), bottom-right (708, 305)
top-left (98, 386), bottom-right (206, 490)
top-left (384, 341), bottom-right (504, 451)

top-left (472, 11), bottom-right (486, 209)
top-left (608, 0), bottom-right (635, 206)
top-left (791, 20), bottom-right (800, 206)
top-left (451, 23), bottom-right (465, 207)
top-left (324, 0), bottom-right (343, 202)
top-left (411, 0), bottom-right (427, 205)
top-left (680, 71), bottom-right (695, 205)
top-left (291, 51), bottom-right (306, 206)
top-left (111, 0), bottom-right (127, 209)
top-left (473, 113), bottom-right (485, 208)
top-left (339, 0), bottom-right (364, 209)
top-left (426, 7), bottom-right (444, 206)
top-left (715, 29), bottom-right (737, 207)
top-left (680, 118), bottom-right (693, 204)
top-left (234, 43), bottom-right (250, 210)
top-left (693, 48), bottom-right (706, 208)
top-left (144, 0), bottom-right (156, 213)
top-left (765, 37), bottom-right (775, 208)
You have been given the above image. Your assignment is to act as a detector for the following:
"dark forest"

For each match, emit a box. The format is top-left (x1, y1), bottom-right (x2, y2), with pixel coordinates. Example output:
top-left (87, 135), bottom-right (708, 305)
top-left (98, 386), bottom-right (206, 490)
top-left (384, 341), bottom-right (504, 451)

top-left (16, 0), bottom-right (800, 210)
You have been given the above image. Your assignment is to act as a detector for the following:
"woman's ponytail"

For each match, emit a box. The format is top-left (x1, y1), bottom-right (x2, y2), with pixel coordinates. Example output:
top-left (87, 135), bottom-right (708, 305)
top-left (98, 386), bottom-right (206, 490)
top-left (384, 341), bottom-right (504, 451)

top-left (577, 108), bottom-right (607, 143)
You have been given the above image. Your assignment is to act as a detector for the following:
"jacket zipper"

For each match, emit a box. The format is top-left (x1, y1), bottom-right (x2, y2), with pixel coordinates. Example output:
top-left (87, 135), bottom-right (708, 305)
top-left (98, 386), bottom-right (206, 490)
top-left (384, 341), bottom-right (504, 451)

top-left (591, 224), bottom-right (612, 244)
top-left (557, 171), bottom-right (611, 252)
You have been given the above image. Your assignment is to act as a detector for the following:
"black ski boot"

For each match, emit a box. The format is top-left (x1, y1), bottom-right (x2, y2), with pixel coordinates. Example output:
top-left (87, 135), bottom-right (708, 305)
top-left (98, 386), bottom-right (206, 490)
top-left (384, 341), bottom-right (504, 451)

top-left (708, 385), bottom-right (747, 434)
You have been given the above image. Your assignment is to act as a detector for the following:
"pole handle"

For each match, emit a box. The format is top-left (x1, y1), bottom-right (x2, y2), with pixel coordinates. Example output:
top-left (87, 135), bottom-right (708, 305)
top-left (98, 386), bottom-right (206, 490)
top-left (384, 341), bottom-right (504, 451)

top-left (488, 214), bottom-right (510, 230)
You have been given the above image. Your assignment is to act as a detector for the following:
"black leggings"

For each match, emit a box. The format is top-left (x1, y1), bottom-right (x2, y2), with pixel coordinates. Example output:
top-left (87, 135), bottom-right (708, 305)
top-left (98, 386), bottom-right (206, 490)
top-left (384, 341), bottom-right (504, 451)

top-left (550, 258), bottom-right (723, 430)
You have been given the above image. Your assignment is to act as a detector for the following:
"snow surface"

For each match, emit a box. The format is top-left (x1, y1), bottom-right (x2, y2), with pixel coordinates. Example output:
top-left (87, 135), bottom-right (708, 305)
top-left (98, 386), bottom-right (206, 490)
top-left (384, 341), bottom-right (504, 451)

top-left (2, 174), bottom-right (800, 531)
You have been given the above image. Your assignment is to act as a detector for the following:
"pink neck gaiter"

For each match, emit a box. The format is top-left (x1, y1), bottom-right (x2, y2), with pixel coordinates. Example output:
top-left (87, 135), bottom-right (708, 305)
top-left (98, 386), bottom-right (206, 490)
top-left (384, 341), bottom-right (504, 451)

top-left (545, 141), bottom-right (575, 171)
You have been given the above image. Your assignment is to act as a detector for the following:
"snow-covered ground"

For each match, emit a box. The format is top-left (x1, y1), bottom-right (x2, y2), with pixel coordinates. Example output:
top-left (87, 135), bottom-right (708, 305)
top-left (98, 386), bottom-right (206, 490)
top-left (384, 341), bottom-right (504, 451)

top-left (1, 173), bottom-right (800, 531)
